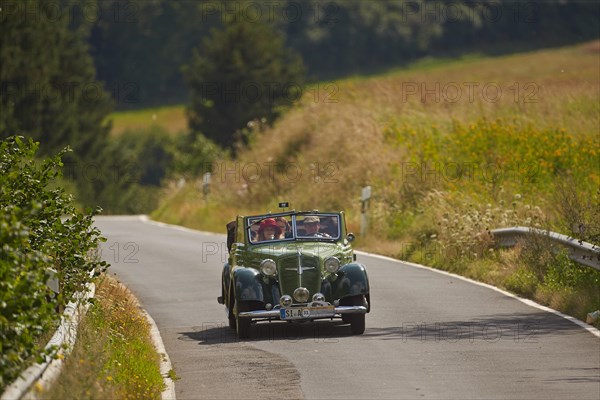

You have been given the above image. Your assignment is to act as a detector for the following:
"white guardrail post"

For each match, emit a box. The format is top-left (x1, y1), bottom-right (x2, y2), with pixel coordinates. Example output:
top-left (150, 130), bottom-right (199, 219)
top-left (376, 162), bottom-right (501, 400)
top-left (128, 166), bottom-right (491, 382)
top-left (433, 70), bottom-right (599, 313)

top-left (1, 271), bottom-right (95, 400)
top-left (490, 227), bottom-right (600, 271)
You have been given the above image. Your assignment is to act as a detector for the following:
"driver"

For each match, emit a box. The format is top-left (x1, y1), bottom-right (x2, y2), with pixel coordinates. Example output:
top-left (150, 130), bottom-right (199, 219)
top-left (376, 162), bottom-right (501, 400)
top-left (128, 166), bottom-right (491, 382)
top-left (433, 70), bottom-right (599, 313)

top-left (302, 216), bottom-right (331, 237)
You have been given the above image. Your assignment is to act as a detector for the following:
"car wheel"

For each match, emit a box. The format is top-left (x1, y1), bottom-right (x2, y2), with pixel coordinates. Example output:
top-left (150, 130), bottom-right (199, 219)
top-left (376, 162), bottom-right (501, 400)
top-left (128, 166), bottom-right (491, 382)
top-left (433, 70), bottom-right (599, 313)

top-left (234, 299), bottom-right (251, 339)
top-left (349, 313), bottom-right (365, 335)
top-left (228, 307), bottom-right (236, 330)
top-left (341, 295), bottom-right (367, 334)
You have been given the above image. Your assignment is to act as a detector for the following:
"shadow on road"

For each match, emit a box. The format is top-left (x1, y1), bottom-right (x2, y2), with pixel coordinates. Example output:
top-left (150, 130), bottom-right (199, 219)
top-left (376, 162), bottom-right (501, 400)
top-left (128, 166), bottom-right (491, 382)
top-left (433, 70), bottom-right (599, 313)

top-left (176, 311), bottom-right (596, 346)
top-left (361, 311), bottom-right (595, 343)
top-left (178, 319), bottom-right (357, 345)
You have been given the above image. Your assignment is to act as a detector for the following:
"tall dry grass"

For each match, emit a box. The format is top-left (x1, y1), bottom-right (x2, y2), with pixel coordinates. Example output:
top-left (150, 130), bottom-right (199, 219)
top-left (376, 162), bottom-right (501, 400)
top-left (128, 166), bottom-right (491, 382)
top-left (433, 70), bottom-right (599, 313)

top-left (154, 41), bottom-right (599, 227)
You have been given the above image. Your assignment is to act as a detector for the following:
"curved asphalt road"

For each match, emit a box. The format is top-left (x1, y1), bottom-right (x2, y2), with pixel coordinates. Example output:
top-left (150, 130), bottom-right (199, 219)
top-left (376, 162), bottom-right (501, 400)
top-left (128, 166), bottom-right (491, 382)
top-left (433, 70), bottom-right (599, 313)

top-left (94, 216), bottom-right (600, 400)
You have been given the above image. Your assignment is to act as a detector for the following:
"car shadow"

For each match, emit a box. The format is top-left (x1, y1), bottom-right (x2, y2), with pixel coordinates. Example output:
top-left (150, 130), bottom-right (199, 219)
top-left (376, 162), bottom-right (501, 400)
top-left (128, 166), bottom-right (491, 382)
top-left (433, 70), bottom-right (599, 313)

top-left (179, 319), bottom-right (356, 345)
top-left (177, 311), bottom-right (596, 346)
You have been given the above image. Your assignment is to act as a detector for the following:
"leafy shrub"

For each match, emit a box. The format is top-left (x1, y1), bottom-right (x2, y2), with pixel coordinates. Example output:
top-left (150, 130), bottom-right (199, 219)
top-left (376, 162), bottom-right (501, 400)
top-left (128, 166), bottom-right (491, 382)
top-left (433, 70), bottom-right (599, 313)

top-left (505, 267), bottom-right (540, 297)
top-left (0, 137), bottom-right (107, 390)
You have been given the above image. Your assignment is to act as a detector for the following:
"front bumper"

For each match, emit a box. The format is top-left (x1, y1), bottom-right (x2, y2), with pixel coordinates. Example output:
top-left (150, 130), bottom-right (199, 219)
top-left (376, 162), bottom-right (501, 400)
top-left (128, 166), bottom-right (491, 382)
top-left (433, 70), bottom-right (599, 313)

top-left (238, 305), bottom-right (367, 320)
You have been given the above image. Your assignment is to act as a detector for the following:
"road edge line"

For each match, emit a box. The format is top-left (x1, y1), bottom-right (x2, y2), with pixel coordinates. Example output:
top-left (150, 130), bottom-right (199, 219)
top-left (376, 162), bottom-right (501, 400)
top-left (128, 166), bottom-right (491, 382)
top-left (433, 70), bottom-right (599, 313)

top-left (141, 308), bottom-right (176, 400)
top-left (356, 250), bottom-right (600, 338)
top-left (138, 215), bottom-right (221, 237)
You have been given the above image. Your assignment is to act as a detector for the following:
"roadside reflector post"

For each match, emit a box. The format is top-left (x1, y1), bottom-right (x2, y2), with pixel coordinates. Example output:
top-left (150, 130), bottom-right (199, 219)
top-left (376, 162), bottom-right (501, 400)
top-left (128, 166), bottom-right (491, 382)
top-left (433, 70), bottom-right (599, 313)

top-left (360, 186), bottom-right (371, 238)
top-left (203, 172), bottom-right (211, 200)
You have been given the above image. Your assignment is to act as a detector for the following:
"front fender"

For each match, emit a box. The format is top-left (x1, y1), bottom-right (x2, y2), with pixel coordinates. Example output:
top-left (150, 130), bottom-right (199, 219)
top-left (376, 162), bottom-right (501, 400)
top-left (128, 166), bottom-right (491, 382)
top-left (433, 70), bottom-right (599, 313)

top-left (331, 263), bottom-right (370, 300)
top-left (232, 267), bottom-right (265, 303)
top-left (222, 263), bottom-right (231, 299)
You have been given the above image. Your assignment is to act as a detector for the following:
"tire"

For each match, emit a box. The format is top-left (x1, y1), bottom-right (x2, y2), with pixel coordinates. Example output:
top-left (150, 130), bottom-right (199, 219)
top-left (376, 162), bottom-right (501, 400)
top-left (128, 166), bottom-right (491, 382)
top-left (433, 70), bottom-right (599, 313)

top-left (227, 290), bottom-right (236, 329)
top-left (340, 295), bottom-right (367, 334)
top-left (349, 313), bottom-right (365, 335)
top-left (234, 299), bottom-right (251, 339)
top-left (228, 308), bottom-right (236, 330)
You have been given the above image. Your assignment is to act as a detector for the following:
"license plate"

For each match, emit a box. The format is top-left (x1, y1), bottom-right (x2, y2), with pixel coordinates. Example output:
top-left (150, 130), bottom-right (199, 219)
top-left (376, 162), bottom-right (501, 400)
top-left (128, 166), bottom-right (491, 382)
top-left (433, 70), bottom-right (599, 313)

top-left (280, 306), bottom-right (335, 320)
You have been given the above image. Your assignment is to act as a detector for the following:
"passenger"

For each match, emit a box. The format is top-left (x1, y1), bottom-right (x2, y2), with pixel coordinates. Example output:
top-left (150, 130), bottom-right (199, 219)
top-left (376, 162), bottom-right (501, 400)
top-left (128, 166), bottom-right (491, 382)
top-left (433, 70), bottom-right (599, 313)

top-left (275, 217), bottom-right (291, 238)
top-left (257, 218), bottom-right (283, 241)
top-left (249, 221), bottom-right (260, 241)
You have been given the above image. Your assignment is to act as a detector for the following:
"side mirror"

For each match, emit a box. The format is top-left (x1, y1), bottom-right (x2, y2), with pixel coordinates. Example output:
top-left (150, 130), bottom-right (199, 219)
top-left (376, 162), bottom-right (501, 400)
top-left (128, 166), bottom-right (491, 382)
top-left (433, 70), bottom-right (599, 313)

top-left (346, 233), bottom-right (355, 242)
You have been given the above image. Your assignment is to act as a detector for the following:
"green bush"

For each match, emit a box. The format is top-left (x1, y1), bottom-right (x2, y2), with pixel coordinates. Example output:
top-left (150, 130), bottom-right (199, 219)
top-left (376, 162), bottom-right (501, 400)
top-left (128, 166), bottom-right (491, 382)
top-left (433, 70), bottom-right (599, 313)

top-left (0, 137), bottom-right (107, 390)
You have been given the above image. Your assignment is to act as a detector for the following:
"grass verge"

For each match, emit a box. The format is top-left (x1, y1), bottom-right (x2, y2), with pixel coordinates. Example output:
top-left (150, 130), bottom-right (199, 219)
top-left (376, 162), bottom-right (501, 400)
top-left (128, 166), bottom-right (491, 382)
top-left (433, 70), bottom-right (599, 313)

top-left (39, 274), bottom-right (165, 400)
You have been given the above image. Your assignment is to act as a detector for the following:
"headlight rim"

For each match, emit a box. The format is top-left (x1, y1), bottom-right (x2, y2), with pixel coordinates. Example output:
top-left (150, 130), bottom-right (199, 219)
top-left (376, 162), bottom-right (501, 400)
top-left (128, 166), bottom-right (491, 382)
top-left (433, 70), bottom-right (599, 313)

top-left (324, 256), bottom-right (341, 273)
top-left (260, 259), bottom-right (277, 276)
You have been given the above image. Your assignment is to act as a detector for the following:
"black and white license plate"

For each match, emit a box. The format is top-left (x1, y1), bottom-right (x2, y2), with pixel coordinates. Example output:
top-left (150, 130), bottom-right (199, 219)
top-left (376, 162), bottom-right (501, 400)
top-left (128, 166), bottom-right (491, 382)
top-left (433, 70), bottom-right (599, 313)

top-left (280, 306), bottom-right (335, 320)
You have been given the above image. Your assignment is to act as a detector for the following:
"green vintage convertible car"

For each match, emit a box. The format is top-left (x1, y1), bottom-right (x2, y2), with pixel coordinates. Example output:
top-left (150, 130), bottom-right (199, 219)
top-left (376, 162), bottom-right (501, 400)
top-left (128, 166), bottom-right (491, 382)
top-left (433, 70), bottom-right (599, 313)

top-left (218, 209), bottom-right (370, 339)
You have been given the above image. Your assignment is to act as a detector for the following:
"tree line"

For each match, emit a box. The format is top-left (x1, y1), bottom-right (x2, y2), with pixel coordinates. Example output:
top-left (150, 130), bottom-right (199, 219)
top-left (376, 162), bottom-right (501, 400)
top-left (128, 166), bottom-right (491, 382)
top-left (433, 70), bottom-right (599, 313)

top-left (88, 0), bottom-right (599, 108)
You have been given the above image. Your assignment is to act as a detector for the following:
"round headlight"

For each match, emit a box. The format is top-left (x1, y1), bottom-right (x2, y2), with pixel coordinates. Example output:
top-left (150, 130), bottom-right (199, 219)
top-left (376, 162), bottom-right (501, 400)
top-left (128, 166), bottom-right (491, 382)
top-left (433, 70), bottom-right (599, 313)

top-left (312, 293), bottom-right (325, 302)
top-left (293, 287), bottom-right (310, 303)
top-left (324, 257), bottom-right (341, 273)
top-left (280, 295), bottom-right (292, 307)
top-left (260, 259), bottom-right (277, 276)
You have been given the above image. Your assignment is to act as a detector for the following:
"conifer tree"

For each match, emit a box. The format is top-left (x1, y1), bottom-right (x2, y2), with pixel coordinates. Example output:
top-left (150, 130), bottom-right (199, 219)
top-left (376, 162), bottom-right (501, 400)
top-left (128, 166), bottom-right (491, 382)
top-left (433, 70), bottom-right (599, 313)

top-left (184, 16), bottom-right (305, 148)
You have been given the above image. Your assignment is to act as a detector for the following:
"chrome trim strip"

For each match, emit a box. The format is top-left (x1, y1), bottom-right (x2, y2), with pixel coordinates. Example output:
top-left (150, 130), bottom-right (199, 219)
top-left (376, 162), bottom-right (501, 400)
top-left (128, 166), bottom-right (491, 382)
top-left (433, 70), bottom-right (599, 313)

top-left (238, 305), bottom-right (367, 319)
top-left (297, 248), bottom-right (303, 288)
top-left (334, 306), bottom-right (367, 314)
top-left (238, 309), bottom-right (280, 318)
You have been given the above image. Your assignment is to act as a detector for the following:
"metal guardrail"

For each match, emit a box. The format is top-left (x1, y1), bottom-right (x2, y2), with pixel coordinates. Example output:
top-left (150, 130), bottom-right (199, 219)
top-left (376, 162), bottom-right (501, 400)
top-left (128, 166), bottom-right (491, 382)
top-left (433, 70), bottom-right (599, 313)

top-left (490, 227), bottom-right (600, 271)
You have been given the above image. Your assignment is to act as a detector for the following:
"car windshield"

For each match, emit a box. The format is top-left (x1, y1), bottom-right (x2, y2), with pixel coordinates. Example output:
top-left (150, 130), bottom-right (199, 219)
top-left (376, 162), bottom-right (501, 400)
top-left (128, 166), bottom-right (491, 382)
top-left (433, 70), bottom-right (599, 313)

top-left (248, 214), bottom-right (340, 244)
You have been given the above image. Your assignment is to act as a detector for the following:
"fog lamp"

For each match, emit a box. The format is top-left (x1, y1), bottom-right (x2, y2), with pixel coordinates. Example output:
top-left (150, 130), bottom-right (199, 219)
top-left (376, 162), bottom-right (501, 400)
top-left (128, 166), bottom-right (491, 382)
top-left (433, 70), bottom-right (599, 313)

top-left (312, 293), bottom-right (326, 302)
top-left (280, 295), bottom-right (292, 307)
top-left (293, 287), bottom-right (310, 303)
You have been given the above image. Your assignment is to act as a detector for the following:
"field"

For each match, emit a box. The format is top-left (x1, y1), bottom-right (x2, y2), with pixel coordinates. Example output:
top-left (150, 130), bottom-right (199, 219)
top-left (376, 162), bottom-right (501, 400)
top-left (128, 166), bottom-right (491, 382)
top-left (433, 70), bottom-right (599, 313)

top-left (109, 105), bottom-right (187, 136)
top-left (149, 41), bottom-right (600, 324)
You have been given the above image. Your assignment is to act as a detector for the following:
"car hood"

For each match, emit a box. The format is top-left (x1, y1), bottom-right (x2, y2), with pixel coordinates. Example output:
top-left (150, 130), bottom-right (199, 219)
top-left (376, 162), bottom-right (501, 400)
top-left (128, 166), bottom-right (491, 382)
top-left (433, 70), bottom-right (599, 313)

top-left (248, 242), bottom-right (349, 300)
top-left (250, 242), bottom-right (343, 260)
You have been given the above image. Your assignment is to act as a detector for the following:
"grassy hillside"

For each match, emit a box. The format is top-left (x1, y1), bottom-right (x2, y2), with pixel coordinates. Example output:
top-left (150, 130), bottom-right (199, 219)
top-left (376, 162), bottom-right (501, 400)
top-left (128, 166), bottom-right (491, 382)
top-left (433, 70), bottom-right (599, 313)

top-left (152, 41), bottom-right (600, 324)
